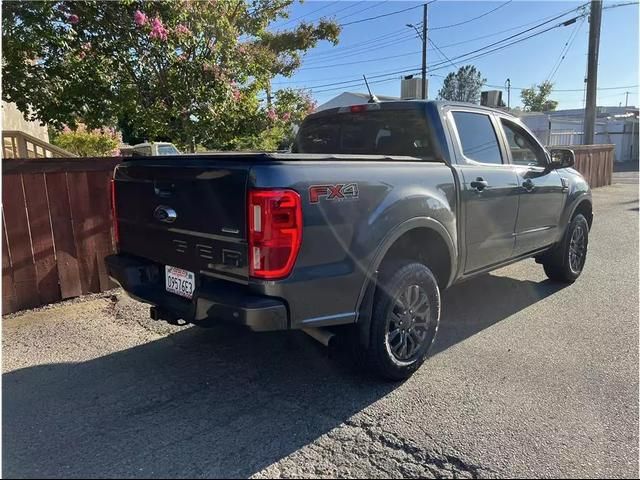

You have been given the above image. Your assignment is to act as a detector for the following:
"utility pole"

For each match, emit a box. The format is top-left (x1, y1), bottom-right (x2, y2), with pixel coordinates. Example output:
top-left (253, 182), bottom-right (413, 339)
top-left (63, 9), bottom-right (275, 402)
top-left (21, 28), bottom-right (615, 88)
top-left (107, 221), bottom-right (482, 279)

top-left (625, 91), bottom-right (629, 108)
top-left (583, 0), bottom-right (602, 145)
top-left (505, 78), bottom-right (511, 110)
top-left (421, 3), bottom-right (428, 100)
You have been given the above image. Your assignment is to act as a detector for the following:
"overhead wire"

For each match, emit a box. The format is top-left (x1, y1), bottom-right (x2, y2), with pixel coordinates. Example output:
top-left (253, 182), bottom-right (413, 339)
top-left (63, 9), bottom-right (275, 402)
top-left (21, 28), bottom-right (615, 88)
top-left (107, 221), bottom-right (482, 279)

top-left (429, 0), bottom-right (512, 30)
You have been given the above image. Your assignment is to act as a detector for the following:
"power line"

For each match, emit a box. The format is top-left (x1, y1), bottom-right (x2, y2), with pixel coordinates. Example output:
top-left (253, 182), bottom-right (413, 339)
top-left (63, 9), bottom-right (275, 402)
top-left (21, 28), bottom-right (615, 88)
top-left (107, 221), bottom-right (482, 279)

top-left (311, 71), bottom-right (423, 95)
top-left (305, 16), bottom-right (595, 95)
top-left (429, 0), bottom-right (512, 30)
top-left (341, 2), bottom-right (434, 27)
top-left (305, 2), bottom-right (583, 63)
top-left (428, 38), bottom-right (458, 69)
top-left (299, 31), bottom-right (422, 66)
top-left (484, 83), bottom-right (639, 92)
top-left (338, 1), bottom-right (390, 22)
top-left (547, 17), bottom-right (586, 83)
top-left (279, 1), bottom-right (341, 27)
top-left (297, 4), bottom-right (584, 71)
top-left (297, 13), bottom-right (584, 90)
top-left (324, 1), bottom-right (369, 19)
top-left (284, 0), bottom-right (636, 96)
top-left (300, 1), bottom-right (587, 68)
top-left (297, 49), bottom-right (424, 70)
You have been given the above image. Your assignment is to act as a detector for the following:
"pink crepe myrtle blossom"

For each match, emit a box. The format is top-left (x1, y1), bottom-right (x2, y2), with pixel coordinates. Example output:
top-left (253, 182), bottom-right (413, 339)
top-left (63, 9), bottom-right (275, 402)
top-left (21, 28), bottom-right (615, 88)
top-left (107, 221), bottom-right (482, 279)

top-left (267, 109), bottom-right (278, 122)
top-left (68, 14), bottom-right (79, 25)
top-left (231, 87), bottom-right (241, 102)
top-left (175, 24), bottom-right (191, 36)
top-left (62, 125), bottom-right (71, 133)
top-left (306, 100), bottom-right (317, 114)
top-left (78, 50), bottom-right (86, 60)
top-left (150, 17), bottom-right (169, 41)
top-left (81, 42), bottom-right (91, 51)
top-left (134, 10), bottom-right (147, 26)
top-left (281, 112), bottom-right (291, 122)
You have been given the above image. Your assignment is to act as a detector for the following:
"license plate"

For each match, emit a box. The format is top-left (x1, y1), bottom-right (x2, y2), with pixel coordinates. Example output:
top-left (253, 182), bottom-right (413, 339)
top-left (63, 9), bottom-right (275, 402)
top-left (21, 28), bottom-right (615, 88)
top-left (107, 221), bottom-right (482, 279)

top-left (165, 266), bottom-right (195, 299)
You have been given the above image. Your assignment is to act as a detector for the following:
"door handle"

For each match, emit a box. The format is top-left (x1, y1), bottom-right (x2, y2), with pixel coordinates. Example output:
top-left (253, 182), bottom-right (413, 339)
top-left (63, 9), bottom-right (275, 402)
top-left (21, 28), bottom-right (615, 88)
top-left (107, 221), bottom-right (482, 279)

top-left (522, 179), bottom-right (535, 192)
top-left (470, 178), bottom-right (489, 192)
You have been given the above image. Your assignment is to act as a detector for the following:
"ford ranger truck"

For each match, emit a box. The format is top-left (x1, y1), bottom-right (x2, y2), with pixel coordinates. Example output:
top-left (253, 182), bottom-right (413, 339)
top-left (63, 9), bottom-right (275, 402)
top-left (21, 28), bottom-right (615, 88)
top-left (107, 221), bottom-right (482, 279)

top-left (105, 101), bottom-right (592, 380)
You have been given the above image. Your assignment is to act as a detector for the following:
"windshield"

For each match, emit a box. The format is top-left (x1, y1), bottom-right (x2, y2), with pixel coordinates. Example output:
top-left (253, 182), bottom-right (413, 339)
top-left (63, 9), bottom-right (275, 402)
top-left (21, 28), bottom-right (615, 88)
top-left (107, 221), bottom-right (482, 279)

top-left (157, 145), bottom-right (180, 155)
top-left (292, 109), bottom-right (434, 159)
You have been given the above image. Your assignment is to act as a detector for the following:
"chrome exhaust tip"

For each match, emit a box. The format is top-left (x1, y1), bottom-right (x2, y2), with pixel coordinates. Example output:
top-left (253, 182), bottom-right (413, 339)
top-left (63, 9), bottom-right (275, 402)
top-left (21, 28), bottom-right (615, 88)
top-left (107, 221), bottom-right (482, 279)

top-left (302, 327), bottom-right (335, 347)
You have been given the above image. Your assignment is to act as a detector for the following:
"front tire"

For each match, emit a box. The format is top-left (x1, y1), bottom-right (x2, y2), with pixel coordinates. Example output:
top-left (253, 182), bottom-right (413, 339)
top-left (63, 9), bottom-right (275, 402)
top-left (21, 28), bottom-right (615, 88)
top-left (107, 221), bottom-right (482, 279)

top-left (364, 262), bottom-right (441, 381)
top-left (543, 213), bottom-right (589, 283)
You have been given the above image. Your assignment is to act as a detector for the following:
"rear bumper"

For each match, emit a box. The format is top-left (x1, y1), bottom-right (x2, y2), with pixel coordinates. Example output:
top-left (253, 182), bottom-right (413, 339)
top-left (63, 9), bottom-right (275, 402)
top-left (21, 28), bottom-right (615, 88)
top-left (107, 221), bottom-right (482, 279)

top-left (105, 254), bottom-right (288, 331)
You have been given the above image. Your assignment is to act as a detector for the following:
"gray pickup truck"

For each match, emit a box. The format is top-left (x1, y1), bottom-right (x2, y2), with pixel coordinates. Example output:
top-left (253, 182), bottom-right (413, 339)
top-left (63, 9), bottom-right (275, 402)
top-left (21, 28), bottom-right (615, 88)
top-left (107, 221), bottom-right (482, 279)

top-left (106, 100), bottom-right (592, 380)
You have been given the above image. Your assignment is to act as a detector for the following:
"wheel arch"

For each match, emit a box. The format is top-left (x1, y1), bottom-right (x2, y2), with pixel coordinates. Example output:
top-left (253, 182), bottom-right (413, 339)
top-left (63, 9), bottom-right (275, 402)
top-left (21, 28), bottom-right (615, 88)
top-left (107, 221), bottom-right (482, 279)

top-left (353, 217), bottom-right (456, 347)
top-left (571, 197), bottom-right (593, 229)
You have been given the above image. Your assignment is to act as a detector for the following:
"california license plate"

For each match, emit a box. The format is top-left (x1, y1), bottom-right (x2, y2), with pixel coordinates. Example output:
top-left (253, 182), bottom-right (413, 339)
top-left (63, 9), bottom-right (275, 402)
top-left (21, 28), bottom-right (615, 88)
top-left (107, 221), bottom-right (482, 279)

top-left (165, 265), bottom-right (195, 299)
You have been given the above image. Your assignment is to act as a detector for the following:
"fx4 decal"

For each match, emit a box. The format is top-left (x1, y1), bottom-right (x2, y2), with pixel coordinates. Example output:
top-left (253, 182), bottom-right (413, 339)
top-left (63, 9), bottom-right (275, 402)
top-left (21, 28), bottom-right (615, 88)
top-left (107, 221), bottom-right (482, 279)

top-left (309, 183), bottom-right (359, 204)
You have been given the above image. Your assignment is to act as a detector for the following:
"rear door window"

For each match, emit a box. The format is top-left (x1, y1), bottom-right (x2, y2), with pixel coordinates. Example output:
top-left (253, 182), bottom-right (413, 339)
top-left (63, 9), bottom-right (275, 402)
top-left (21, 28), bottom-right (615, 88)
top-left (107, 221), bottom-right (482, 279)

top-left (452, 111), bottom-right (503, 165)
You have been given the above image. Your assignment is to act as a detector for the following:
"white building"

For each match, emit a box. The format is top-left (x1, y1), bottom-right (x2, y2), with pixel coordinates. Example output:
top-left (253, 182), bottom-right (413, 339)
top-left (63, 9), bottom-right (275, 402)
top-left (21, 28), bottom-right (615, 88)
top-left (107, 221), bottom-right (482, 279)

top-left (516, 106), bottom-right (639, 163)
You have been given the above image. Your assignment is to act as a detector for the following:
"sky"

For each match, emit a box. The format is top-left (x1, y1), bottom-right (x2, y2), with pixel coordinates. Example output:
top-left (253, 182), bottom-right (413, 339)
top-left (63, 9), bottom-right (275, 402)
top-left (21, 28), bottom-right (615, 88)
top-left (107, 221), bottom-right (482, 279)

top-left (269, 0), bottom-right (640, 110)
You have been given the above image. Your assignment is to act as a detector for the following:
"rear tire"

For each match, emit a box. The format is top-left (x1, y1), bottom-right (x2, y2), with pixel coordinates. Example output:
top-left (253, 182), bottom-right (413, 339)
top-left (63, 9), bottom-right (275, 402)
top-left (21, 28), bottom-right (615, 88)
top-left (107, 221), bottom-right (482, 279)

top-left (542, 213), bottom-right (589, 283)
top-left (363, 262), bottom-right (440, 381)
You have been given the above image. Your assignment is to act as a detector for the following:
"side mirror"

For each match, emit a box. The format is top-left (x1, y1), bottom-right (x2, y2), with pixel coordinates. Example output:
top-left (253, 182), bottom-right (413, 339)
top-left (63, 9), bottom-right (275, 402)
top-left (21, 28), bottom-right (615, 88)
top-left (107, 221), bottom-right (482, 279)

top-left (548, 148), bottom-right (575, 170)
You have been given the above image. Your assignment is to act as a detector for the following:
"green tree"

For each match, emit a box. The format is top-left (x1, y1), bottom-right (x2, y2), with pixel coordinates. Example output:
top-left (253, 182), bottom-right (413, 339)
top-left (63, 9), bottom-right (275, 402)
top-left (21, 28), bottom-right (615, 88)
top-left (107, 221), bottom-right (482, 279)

top-left (520, 81), bottom-right (558, 112)
top-left (51, 126), bottom-right (120, 156)
top-left (437, 65), bottom-right (486, 104)
top-left (2, 0), bottom-right (339, 151)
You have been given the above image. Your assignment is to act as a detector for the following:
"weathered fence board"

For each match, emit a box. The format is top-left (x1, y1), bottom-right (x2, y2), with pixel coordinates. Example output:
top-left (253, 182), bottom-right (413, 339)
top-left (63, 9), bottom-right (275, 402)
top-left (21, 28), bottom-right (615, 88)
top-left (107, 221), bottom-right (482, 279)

top-left (2, 176), bottom-right (40, 310)
top-left (2, 158), bottom-right (119, 314)
top-left (46, 172), bottom-right (83, 299)
top-left (2, 223), bottom-right (16, 313)
top-left (22, 172), bottom-right (60, 305)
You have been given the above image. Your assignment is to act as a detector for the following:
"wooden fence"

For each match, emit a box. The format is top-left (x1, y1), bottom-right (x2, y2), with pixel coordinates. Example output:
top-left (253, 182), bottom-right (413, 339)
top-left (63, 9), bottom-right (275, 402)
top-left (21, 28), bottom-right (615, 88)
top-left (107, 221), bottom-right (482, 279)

top-left (563, 144), bottom-right (614, 188)
top-left (0, 144), bottom-right (616, 315)
top-left (2, 158), bottom-right (119, 314)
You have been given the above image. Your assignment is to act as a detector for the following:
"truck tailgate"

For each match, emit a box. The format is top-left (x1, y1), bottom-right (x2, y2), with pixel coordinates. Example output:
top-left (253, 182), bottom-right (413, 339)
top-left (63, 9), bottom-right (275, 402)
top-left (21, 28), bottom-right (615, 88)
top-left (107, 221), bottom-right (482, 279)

top-left (113, 158), bottom-right (250, 283)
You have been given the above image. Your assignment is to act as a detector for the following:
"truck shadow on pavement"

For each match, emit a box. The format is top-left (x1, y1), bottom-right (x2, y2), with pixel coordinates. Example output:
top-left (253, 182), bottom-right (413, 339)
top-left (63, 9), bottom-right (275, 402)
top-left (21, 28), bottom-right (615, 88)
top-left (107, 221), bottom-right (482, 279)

top-left (3, 272), bottom-right (566, 478)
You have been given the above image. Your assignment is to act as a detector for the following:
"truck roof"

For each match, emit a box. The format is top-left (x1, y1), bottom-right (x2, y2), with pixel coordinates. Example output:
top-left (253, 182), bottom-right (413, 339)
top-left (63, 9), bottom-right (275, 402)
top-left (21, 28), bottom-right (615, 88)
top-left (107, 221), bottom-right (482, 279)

top-left (309, 99), bottom-right (516, 119)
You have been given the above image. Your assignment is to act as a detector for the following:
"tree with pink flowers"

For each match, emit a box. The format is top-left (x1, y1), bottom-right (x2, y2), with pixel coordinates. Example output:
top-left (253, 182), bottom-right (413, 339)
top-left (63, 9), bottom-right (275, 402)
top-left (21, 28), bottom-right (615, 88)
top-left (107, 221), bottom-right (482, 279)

top-left (2, 1), bottom-right (338, 151)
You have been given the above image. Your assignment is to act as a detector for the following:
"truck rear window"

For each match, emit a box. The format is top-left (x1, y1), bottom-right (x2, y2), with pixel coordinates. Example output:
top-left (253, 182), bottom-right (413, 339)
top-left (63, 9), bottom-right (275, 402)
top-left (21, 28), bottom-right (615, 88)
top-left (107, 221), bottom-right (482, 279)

top-left (293, 109), bottom-right (434, 159)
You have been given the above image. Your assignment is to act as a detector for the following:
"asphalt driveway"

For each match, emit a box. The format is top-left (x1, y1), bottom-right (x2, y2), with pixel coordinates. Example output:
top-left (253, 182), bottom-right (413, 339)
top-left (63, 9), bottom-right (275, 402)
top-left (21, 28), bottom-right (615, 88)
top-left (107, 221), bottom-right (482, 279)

top-left (3, 182), bottom-right (638, 479)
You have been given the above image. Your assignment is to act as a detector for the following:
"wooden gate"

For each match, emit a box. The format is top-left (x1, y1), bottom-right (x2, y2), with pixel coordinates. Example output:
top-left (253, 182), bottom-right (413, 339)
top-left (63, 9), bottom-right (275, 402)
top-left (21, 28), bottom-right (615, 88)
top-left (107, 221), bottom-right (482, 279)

top-left (569, 144), bottom-right (614, 188)
top-left (2, 158), bottom-right (119, 314)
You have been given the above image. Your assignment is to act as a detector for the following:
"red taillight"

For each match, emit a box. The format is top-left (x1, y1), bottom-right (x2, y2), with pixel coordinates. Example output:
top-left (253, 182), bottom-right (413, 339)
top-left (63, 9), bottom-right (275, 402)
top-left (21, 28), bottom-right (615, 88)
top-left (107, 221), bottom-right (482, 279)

top-left (248, 189), bottom-right (302, 279)
top-left (350, 104), bottom-right (366, 113)
top-left (110, 178), bottom-right (119, 248)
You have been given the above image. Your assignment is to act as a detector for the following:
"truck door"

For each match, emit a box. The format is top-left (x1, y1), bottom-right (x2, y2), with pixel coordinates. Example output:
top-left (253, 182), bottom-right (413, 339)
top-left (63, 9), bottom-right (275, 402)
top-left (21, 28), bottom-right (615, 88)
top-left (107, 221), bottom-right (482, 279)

top-left (497, 117), bottom-right (566, 256)
top-left (449, 110), bottom-right (520, 273)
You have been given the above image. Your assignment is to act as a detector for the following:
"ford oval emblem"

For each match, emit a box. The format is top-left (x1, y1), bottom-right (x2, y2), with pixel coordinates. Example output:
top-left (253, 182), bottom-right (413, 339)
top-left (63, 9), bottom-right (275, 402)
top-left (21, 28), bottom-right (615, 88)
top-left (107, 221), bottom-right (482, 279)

top-left (153, 205), bottom-right (177, 224)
